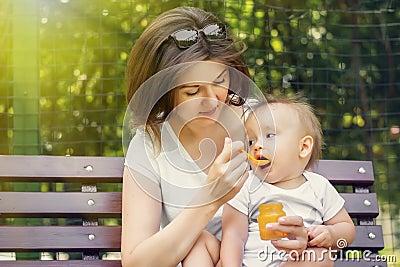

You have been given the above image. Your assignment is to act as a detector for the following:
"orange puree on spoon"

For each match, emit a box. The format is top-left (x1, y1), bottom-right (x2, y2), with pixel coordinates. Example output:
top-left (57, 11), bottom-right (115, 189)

top-left (240, 150), bottom-right (271, 167)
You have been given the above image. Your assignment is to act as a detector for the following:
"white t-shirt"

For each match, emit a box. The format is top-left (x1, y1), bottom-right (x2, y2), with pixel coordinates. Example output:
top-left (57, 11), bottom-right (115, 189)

top-left (124, 122), bottom-right (223, 238)
top-left (227, 171), bottom-right (345, 267)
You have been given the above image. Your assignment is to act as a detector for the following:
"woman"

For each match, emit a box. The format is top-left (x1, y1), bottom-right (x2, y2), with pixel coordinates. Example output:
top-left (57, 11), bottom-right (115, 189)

top-left (121, 7), bottom-right (308, 267)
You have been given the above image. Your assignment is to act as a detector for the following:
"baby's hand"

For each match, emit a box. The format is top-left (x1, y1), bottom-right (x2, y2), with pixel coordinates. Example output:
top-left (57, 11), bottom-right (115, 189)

top-left (307, 225), bottom-right (333, 248)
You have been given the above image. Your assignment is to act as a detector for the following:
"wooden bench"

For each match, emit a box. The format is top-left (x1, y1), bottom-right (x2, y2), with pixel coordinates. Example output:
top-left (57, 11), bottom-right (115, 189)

top-left (0, 155), bottom-right (386, 266)
top-left (312, 160), bottom-right (386, 267)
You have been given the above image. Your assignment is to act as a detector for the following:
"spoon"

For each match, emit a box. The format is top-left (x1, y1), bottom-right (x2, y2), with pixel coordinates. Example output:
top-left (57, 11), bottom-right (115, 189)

top-left (240, 150), bottom-right (271, 166)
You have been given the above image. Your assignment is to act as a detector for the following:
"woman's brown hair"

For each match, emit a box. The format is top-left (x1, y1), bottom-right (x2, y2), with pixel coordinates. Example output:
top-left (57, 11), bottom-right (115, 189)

top-left (126, 7), bottom-right (250, 144)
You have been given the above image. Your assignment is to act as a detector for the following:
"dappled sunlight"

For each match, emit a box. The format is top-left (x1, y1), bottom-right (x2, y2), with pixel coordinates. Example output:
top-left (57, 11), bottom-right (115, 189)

top-left (0, 0), bottom-right (399, 264)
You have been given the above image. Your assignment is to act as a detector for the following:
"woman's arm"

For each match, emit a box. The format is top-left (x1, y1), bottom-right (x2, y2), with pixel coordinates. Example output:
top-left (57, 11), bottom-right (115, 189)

top-left (121, 138), bottom-right (249, 267)
top-left (121, 168), bottom-right (227, 267)
top-left (121, 167), bottom-right (221, 267)
top-left (220, 204), bottom-right (249, 267)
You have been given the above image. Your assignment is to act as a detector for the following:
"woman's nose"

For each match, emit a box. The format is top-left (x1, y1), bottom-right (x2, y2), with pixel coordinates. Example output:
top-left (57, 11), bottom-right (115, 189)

top-left (200, 84), bottom-right (220, 107)
top-left (201, 84), bottom-right (218, 99)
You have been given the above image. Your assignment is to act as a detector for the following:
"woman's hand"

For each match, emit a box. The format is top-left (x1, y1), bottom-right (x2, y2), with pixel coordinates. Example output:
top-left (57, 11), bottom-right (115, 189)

top-left (201, 137), bottom-right (249, 208)
top-left (268, 216), bottom-right (308, 256)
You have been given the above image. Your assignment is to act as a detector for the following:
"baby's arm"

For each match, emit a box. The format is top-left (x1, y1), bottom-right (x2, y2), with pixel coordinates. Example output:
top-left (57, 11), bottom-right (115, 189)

top-left (220, 204), bottom-right (249, 267)
top-left (307, 207), bottom-right (355, 249)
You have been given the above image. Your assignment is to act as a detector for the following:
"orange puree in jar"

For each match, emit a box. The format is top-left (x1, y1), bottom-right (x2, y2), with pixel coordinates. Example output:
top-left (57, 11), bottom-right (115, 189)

top-left (257, 203), bottom-right (288, 240)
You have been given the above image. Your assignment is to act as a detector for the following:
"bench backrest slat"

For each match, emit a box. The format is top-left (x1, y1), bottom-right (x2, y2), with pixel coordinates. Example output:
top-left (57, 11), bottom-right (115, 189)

top-left (0, 192), bottom-right (379, 218)
top-left (0, 155), bottom-right (124, 182)
top-left (312, 160), bottom-right (374, 185)
top-left (0, 226), bottom-right (121, 252)
top-left (351, 225), bottom-right (384, 250)
top-left (0, 225), bottom-right (384, 251)
top-left (0, 192), bottom-right (121, 217)
top-left (340, 193), bottom-right (379, 218)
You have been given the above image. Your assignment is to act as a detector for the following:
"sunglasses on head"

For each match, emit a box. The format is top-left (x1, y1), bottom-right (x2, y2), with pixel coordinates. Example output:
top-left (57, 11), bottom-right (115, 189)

top-left (169, 23), bottom-right (226, 49)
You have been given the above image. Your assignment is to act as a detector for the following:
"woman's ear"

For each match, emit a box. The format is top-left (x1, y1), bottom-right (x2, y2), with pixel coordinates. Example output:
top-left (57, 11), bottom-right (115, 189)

top-left (299, 135), bottom-right (313, 159)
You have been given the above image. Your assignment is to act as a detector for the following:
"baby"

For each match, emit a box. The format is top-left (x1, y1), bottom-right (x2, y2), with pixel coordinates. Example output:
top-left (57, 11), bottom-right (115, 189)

top-left (220, 95), bottom-right (355, 267)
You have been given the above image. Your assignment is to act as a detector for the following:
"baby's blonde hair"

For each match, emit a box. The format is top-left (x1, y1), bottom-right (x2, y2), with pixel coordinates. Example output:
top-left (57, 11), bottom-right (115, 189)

top-left (254, 94), bottom-right (324, 169)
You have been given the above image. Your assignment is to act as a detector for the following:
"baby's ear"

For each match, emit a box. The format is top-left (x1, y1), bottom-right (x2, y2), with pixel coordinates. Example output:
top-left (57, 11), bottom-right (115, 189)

top-left (299, 135), bottom-right (313, 159)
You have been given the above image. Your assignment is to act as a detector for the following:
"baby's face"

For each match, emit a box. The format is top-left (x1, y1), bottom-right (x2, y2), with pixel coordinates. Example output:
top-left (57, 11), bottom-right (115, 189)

top-left (245, 105), bottom-right (275, 169)
top-left (245, 103), bottom-right (306, 184)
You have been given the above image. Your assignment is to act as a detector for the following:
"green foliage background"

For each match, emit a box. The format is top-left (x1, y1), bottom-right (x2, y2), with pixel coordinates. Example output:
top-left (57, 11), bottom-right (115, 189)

top-left (0, 0), bottom-right (399, 263)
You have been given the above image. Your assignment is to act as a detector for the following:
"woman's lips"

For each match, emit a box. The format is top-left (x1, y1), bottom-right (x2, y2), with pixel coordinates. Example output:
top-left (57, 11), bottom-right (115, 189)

top-left (199, 107), bottom-right (217, 116)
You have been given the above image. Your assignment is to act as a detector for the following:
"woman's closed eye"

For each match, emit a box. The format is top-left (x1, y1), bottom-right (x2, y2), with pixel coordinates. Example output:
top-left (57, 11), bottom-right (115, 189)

top-left (181, 85), bottom-right (200, 96)
top-left (186, 89), bottom-right (199, 96)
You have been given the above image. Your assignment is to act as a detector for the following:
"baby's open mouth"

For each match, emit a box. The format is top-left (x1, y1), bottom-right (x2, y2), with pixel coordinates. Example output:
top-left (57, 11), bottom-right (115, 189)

top-left (257, 155), bottom-right (271, 169)
top-left (241, 150), bottom-right (271, 168)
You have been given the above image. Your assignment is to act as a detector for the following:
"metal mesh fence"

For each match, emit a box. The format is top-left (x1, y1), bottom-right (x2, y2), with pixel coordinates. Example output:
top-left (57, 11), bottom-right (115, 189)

top-left (0, 0), bottom-right (399, 264)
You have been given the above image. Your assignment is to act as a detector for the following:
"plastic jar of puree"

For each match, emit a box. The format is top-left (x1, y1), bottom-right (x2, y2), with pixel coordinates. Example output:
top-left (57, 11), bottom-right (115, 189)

top-left (257, 203), bottom-right (288, 240)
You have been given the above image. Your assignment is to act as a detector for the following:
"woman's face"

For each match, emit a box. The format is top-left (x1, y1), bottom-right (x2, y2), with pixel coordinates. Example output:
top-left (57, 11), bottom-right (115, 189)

top-left (172, 62), bottom-right (230, 126)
